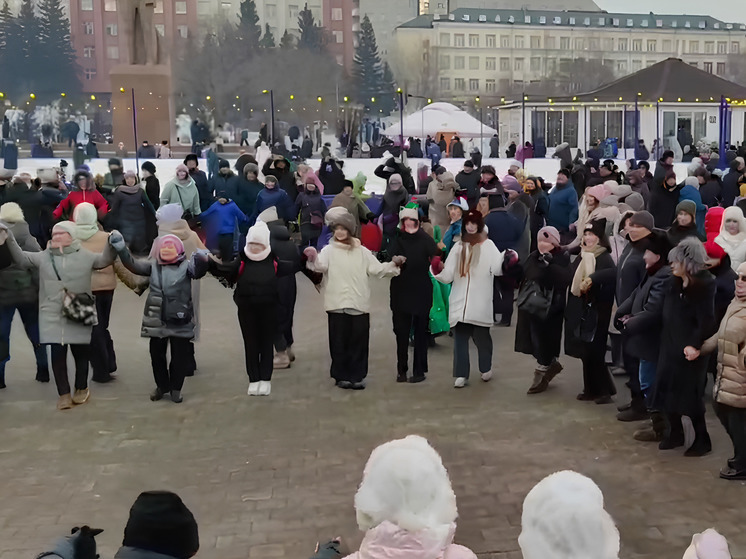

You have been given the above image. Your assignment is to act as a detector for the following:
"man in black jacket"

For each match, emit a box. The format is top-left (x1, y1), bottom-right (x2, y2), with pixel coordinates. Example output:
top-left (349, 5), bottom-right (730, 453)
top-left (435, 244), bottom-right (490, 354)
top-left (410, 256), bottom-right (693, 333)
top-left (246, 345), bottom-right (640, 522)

top-left (455, 161), bottom-right (481, 207)
top-left (722, 156), bottom-right (745, 207)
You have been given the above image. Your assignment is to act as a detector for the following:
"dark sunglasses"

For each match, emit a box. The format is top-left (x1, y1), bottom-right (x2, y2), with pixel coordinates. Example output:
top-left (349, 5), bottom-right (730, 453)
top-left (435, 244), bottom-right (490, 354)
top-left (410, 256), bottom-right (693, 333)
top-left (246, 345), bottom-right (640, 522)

top-left (738, 275), bottom-right (746, 282)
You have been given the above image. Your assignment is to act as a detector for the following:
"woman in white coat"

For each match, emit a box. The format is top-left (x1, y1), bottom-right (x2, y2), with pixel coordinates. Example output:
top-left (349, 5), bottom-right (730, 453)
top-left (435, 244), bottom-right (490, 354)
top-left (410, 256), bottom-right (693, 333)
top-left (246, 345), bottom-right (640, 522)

top-left (432, 209), bottom-right (515, 388)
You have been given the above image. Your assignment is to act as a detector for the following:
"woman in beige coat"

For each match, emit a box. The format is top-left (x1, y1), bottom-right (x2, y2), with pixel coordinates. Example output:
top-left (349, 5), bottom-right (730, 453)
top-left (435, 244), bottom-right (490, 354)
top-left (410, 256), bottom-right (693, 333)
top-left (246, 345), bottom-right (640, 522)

top-left (698, 261), bottom-right (746, 480)
top-left (427, 171), bottom-right (457, 234)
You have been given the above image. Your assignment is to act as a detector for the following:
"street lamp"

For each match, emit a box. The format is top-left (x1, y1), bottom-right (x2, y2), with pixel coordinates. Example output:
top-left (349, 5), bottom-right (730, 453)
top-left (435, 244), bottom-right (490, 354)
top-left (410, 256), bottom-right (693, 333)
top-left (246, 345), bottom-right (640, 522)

top-left (262, 89), bottom-right (275, 145)
top-left (397, 88), bottom-right (404, 155)
top-left (475, 96), bottom-right (484, 155)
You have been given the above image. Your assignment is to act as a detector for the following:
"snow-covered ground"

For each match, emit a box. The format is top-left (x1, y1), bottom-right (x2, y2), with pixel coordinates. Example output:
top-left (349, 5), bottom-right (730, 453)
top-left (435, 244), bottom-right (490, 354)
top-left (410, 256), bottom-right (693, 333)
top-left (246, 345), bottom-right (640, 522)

top-left (9, 156), bottom-right (694, 195)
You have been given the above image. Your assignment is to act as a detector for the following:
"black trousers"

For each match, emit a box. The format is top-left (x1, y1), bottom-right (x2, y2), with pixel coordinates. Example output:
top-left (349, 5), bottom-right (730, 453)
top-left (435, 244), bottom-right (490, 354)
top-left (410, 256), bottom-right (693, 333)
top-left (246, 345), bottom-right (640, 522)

top-left (149, 337), bottom-right (191, 392)
top-left (237, 302), bottom-right (276, 382)
top-left (493, 277), bottom-right (514, 322)
top-left (328, 312), bottom-right (369, 383)
top-left (217, 233), bottom-right (234, 261)
top-left (90, 290), bottom-right (116, 378)
top-left (715, 402), bottom-right (746, 470)
top-left (582, 339), bottom-right (616, 398)
top-left (50, 343), bottom-right (90, 396)
top-left (392, 311), bottom-right (428, 377)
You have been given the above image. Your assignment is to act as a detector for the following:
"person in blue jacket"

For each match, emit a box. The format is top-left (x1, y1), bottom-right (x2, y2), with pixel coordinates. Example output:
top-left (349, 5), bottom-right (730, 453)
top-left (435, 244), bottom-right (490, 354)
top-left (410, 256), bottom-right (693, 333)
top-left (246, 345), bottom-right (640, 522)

top-left (200, 197), bottom-right (249, 261)
top-left (425, 138), bottom-right (442, 171)
top-left (547, 169), bottom-right (579, 243)
top-left (249, 175), bottom-right (293, 225)
top-left (679, 176), bottom-right (707, 239)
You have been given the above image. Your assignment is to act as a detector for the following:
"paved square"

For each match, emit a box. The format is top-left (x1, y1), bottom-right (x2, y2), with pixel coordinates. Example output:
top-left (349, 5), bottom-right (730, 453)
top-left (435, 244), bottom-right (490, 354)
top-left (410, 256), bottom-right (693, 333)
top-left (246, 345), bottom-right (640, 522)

top-left (1, 277), bottom-right (744, 559)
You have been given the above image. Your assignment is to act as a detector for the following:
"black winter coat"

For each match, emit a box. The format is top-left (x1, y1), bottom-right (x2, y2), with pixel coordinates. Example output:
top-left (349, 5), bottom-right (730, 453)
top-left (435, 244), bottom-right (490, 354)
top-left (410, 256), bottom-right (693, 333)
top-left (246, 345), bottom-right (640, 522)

top-left (652, 271), bottom-right (716, 416)
top-left (451, 141), bottom-right (465, 158)
top-left (262, 160), bottom-right (296, 201)
top-left (388, 229), bottom-right (439, 316)
top-left (722, 165), bottom-right (744, 207)
top-left (374, 158), bottom-right (415, 195)
top-left (455, 170), bottom-right (480, 206)
top-left (648, 183), bottom-right (681, 229)
top-left (318, 159), bottom-right (346, 196)
top-left (699, 178), bottom-right (722, 208)
top-left (711, 259), bottom-right (737, 326)
top-left (107, 187), bottom-right (155, 243)
top-left (666, 223), bottom-right (700, 246)
top-left (190, 169), bottom-right (212, 211)
top-left (294, 189), bottom-right (327, 239)
top-left (209, 172), bottom-right (240, 200)
top-left (143, 176), bottom-right (160, 210)
top-left (615, 239), bottom-right (647, 304)
top-left (527, 189), bottom-right (549, 252)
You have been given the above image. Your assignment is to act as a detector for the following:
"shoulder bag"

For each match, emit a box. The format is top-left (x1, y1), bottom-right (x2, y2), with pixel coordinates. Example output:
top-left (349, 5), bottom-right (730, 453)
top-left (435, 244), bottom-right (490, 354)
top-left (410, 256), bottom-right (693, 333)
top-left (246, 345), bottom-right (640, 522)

top-left (49, 253), bottom-right (98, 326)
top-left (516, 279), bottom-right (553, 320)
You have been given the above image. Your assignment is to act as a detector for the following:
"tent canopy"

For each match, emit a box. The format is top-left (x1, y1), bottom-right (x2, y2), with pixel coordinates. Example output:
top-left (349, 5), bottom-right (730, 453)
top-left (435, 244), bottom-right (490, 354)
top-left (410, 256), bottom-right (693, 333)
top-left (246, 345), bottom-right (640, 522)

top-left (383, 102), bottom-right (497, 139)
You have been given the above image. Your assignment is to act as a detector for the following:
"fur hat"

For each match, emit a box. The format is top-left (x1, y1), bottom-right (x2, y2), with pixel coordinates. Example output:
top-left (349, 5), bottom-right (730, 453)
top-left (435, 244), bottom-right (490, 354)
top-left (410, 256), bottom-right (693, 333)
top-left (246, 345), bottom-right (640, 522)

top-left (37, 168), bottom-right (58, 183)
top-left (399, 207), bottom-right (419, 222)
top-left (518, 471), bottom-right (620, 559)
top-left (622, 192), bottom-right (645, 212)
top-left (141, 161), bottom-right (156, 175)
top-left (325, 207), bottom-right (356, 234)
top-left (628, 210), bottom-right (655, 231)
top-left (537, 226), bottom-right (560, 247)
top-left (243, 162), bottom-right (259, 177)
top-left (668, 237), bottom-right (708, 276)
top-left (0, 168), bottom-right (16, 181)
top-left (684, 176), bottom-right (700, 189)
top-left (0, 202), bottom-right (24, 224)
top-left (463, 209), bottom-right (484, 233)
top-left (675, 200), bottom-right (697, 223)
top-left (604, 181), bottom-right (632, 198)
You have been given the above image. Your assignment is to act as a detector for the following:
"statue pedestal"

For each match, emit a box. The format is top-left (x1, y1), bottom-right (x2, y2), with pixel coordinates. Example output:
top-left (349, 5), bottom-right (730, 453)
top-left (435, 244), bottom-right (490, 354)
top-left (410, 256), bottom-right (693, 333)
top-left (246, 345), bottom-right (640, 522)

top-left (110, 64), bottom-right (173, 150)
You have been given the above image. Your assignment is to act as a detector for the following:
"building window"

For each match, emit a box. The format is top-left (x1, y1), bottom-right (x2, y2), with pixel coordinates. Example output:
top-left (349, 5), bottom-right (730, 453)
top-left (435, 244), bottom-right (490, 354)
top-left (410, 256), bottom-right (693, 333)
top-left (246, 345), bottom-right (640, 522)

top-left (530, 57), bottom-right (541, 71)
top-left (440, 77), bottom-right (451, 91)
top-left (289, 4), bottom-right (299, 19)
top-left (335, 54), bottom-right (343, 65)
top-left (486, 34), bottom-right (495, 47)
top-left (107, 45), bottom-right (119, 59)
top-left (617, 60), bottom-right (627, 73)
top-left (155, 0), bottom-right (163, 13)
top-left (454, 34), bottom-right (464, 47)
top-left (560, 36), bottom-right (570, 50)
top-left (530, 35), bottom-right (540, 48)
top-left (617, 38), bottom-right (627, 51)
top-left (499, 57), bottom-right (510, 71)
top-left (175, 1), bottom-right (187, 14)
top-left (83, 46), bottom-right (94, 58)
top-left (485, 57), bottom-right (496, 70)
top-left (545, 36), bottom-right (556, 49)
top-left (333, 30), bottom-right (343, 43)
top-left (574, 37), bottom-right (584, 50)
top-left (331, 8), bottom-right (342, 20)
top-left (732, 42), bottom-right (740, 54)
top-left (704, 61), bottom-right (712, 73)
top-left (717, 62), bottom-right (725, 75)
top-left (515, 35), bottom-right (524, 48)
top-left (632, 39), bottom-right (642, 51)
top-left (454, 78), bottom-right (465, 91)
top-left (83, 21), bottom-right (94, 35)
top-left (178, 25), bottom-right (188, 38)
top-left (84, 68), bottom-right (96, 80)
top-left (439, 33), bottom-right (450, 47)
top-left (514, 58), bottom-right (524, 71)
top-left (717, 41), bottom-right (727, 54)
top-left (486, 79), bottom-right (495, 92)
top-left (468, 34), bottom-right (478, 47)
top-left (705, 41), bottom-right (714, 54)
top-left (454, 56), bottom-right (464, 69)
top-left (501, 35), bottom-right (510, 48)
top-left (439, 55), bottom-right (450, 70)
top-left (106, 24), bottom-right (118, 36)
top-left (81, 0), bottom-right (93, 10)
top-left (689, 62), bottom-right (698, 68)
top-left (104, 0), bottom-right (116, 11)
top-left (266, 4), bottom-right (276, 18)
top-left (197, 1), bottom-right (211, 15)
top-left (662, 39), bottom-right (672, 52)
top-left (603, 38), bottom-right (613, 51)
top-left (647, 39), bottom-right (656, 52)
top-left (469, 56), bottom-right (479, 70)
top-left (689, 40), bottom-right (699, 53)
top-left (155, 24), bottom-right (165, 36)
top-left (469, 78), bottom-right (479, 91)
top-left (632, 59), bottom-right (642, 72)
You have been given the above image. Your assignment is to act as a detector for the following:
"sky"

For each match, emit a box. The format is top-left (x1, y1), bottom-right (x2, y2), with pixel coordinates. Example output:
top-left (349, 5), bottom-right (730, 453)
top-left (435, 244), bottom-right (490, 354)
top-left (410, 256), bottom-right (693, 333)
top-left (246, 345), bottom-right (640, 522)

top-left (594, 0), bottom-right (746, 25)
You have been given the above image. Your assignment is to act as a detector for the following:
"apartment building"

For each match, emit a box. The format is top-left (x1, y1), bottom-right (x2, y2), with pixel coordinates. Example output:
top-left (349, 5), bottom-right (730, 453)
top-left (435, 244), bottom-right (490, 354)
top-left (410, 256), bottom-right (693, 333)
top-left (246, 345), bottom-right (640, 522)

top-left (394, 8), bottom-right (746, 101)
top-left (422, 0), bottom-right (601, 16)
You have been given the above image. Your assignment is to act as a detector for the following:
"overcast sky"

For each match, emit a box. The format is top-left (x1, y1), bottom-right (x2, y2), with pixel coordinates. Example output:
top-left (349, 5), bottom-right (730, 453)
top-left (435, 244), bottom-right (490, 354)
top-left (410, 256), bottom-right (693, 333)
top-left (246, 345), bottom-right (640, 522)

top-left (594, 0), bottom-right (746, 25)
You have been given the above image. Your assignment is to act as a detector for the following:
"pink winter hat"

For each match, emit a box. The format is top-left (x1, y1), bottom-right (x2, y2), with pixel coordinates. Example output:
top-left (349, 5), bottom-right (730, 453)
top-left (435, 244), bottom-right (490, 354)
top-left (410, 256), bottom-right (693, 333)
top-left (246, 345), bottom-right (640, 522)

top-left (586, 184), bottom-right (609, 203)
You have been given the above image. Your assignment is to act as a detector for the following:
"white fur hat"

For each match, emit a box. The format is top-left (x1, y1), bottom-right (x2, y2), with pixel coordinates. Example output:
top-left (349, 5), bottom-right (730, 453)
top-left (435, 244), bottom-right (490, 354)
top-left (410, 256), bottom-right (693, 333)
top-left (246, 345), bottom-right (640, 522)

top-left (0, 202), bottom-right (24, 223)
top-left (37, 168), bottom-right (59, 183)
top-left (519, 470), bottom-right (620, 559)
top-left (155, 203), bottom-right (184, 224)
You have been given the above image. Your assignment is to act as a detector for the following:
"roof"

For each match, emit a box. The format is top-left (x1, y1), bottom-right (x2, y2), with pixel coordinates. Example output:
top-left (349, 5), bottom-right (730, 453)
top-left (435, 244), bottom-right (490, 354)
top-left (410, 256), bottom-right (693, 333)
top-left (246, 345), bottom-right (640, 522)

top-left (382, 102), bottom-right (497, 138)
top-left (398, 8), bottom-right (745, 31)
top-left (558, 58), bottom-right (746, 103)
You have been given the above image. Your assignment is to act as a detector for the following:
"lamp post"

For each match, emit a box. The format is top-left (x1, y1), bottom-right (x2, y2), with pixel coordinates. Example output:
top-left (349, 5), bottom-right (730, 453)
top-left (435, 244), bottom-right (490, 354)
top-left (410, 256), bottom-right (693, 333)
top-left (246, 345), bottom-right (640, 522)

top-left (397, 88), bottom-right (404, 157)
top-left (475, 96), bottom-right (483, 155)
top-left (407, 93), bottom-right (433, 140)
top-left (262, 89), bottom-right (274, 145)
top-left (118, 86), bottom-right (140, 171)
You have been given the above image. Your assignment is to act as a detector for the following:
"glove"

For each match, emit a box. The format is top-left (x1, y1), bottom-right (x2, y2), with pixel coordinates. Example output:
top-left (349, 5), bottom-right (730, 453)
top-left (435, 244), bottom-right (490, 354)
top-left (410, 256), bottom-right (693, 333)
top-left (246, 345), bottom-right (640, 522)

top-left (391, 255), bottom-right (406, 267)
top-left (430, 255), bottom-right (444, 275)
top-left (502, 249), bottom-right (519, 271)
top-left (303, 246), bottom-right (318, 262)
top-left (362, 212), bottom-right (375, 224)
top-left (108, 230), bottom-right (126, 252)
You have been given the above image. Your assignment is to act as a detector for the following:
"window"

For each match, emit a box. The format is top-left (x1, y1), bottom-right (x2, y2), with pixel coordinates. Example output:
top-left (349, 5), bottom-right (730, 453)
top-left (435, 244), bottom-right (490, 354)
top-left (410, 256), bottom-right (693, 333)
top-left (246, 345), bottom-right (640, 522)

top-left (589, 38), bottom-right (600, 51)
top-left (469, 78), bottom-right (479, 91)
top-left (632, 39), bottom-right (642, 51)
top-left (704, 61), bottom-right (712, 73)
top-left (454, 34), bottom-right (464, 47)
top-left (530, 57), bottom-right (541, 71)
top-left (694, 111), bottom-right (707, 142)
top-left (560, 36), bottom-right (570, 50)
top-left (331, 8), bottom-right (342, 20)
top-left (574, 37), bottom-right (585, 50)
top-left (563, 111), bottom-right (578, 146)
top-left (107, 45), bottom-right (119, 59)
top-left (335, 55), bottom-right (343, 65)
top-left (732, 42), bottom-right (740, 54)
top-left (81, 0), bottom-right (93, 10)
top-left (603, 38), bottom-right (614, 51)
top-left (705, 41), bottom-right (714, 53)
top-left (454, 78), bottom-right (465, 91)
top-left (104, 0), bottom-right (116, 11)
top-left (647, 39), bottom-right (656, 52)
top-left (689, 61), bottom-right (698, 68)
top-left (454, 56), bottom-right (464, 69)
top-left (514, 58), bottom-right (524, 71)
top-left (468, 56), bottom-right (479, 70)
top-left (469, 34), bottom-right (479, 47)
top-left (545, 36), bottom-right (556, 49)
top-left (485, 57), bottom-right (496, 70)
top-left (618, 38), bottom-right (628, 51)
top-left (662, 39), bottom-right (672, 52)
top-left (332, 30), bottom-right (343, 43)
top-left (501, 35), bottom-right (510, 48)
top-left (632, 59), bottom-right (642, 72)
top-left (717, 41), bottom-right (727, 54)
top-left (617, 60), bottom-right (627, 73)
top-left (197, 1), bottom-right (211, 15)
top-left (106, 24), bottom-right (118, 36)
top-left (530, 35), bottom-right (541, 48)
top-left (155, 24), bottom-right (165, 36)
top-left (486, 79), bottom-right (495, 92)
top-left (689, 40), bottom-right (699, 53)
top-left (266, 4), bottom-right (276, 17)
top-left (499, 57), bottom-right (510, 70)
top-left (515, 35), bottom-right (524, 48)
top-left (440, 78), bottom-right (450, 91)
top-left (439, 33), bottom-right (450, 47)
top-left (717, 62), bottom-right (726, 75)
top-left (83, 46), bottom-right (94, 58)
top-left (175, 1), bottom-right (187, 14)
top-left (589, 111), bottom-right (606, 141)
top-left (289, 5), bottom-right (299, 19)
top-left (439, 55), bottom-right (450, 70)
top-left (155, 0), bottom-right (163, 13)
top-left (178, 25), bottom-right (188, 38)
top-left (84, 68), bottom-right (96, 80)
top-left (83, 21), bottom-right (94, 35)
top-left (486, 34), bottom-right (495, 47)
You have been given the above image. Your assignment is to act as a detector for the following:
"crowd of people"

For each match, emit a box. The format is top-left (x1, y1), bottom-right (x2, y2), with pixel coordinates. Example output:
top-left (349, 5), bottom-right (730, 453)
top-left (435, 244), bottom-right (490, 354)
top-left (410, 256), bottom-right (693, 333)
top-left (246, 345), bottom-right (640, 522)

top-left (2, 140), bottom-right (746, 483)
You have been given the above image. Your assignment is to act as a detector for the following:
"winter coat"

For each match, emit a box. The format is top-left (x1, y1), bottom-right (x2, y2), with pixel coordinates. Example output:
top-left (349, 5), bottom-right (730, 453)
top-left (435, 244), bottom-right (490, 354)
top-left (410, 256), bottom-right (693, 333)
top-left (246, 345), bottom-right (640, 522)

top-left (341, 521), bottom-right (476, 559)
top-left (648, 183), bottom-right (681, 229)
top-left (231, 177), bottom-right (263, 221)
top-left (294, 189), bottom-right (327, 239)
top-left (699, 178), bottom-right (722, 208)
top-left (211, 249), bottom-right (294, 308)
top-left (53, 189), bottom-right (109, 221)
top-left (526, 189), bottom-right (549, 251)
top-left (115, 546), bottom-right (182, 559)
top-left (330, 192), bottom-right (371, 239)
top-left (478, 176), bottom-right (503, 197)
top-left (307, 238), bottom-right (400, 313)
top-left (546, 182), bottom-right (578, 234)
top-left (427, 173), bottom-right (458, 232)
top-left (484, 209), bottom-right (524, 252)
top-left (711, 260), bottom-right (737, 326)
top-left (514, 249), bottom-right (572, 361)
top-left (721, 163), bottom-right (744, 207)
top-left (679, 185), bottom-right (707, 237)
top-left (107, 186), bottom-right (156, 244)
top-left (318, 159), bottom-right (346, 196)
top-left (615, 239), bottom-right (647, 305)
top-left (653, 271), bottom-right (716, 416)
top-left (102, 170), bottom-right (124, 196)
top-left (389, 228), bottom-right (439, 316)
top-left (262, 159), bottom-right (296, 200)
top-left (653, 159), bottom-right (673, 189)
top-left (143, 176), bottom-right (160, 210)
top-left (209, 172), bottom-right (240, 201)
top-left (78, 229), bottom-right (140, 293)
top-left (249, 186), bottom-right (294, 225)
top-left (615, 265), bottom-right (672, 362)
top-left (5, 234), bottom-right (117, 344)
top-left (160, 177), bottom-right (201, 216)
top-left (451, 141), bottom-right (465, 158)
top-left (375, 159), bottom-right (416, 195)
top-left (667, 223), bottom-right (700, 246)
top-left (433, 236), bottom-right (505, 327)
top-left (455, 170), bottom-right (481, 207)
top-left (702, 297), bottom-right (746, 408)
top-left (0, 219), bottom-right (40, 305)
top-left (189, 169), bottom-right (212, 211)
top-left (200, 199), bottom-right (248, 236)
top-left (441, 220), bottom-right (461, 256)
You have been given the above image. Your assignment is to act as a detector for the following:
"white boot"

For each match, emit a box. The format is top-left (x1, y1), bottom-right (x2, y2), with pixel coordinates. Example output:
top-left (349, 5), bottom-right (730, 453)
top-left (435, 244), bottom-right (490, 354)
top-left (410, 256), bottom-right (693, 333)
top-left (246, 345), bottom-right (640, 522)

top-left (258, 380), bottom-right (271, 396)
top-left (453, 377), bottom-right (467, 388)
top-left (273, 351), bottom-right (291, 369)
top-left (248, 382), bottom-right (260, 396)
top-left (480, 370), bottom-right (493, 382)
top-left (287, 345), bottom-right (295, 362)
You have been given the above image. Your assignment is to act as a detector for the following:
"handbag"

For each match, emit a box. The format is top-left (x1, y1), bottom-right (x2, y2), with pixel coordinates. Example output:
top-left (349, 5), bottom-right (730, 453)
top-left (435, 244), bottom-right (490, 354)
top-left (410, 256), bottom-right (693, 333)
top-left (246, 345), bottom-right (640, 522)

top-left (157, 266), bottom-right (193, 326)
top-left (516, 280), bottom-right (553, 320)
top-left (49, 253), bottom-right (98, 326)
top-left (174, 184), bottom-right (197, 225)
top-left (575, 301), bottom-right (598, 343)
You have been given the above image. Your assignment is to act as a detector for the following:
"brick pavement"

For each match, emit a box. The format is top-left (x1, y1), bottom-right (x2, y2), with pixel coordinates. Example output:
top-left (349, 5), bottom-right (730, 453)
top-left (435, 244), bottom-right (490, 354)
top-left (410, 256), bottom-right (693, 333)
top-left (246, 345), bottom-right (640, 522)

top-left (1, 277), bottom-right (744, 559)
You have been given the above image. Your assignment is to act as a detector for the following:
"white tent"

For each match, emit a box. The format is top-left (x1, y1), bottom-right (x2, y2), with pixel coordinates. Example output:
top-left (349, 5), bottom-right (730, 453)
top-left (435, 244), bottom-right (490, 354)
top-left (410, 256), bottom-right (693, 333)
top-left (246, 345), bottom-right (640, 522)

top-left (383, 102), bottom-right (496, 139)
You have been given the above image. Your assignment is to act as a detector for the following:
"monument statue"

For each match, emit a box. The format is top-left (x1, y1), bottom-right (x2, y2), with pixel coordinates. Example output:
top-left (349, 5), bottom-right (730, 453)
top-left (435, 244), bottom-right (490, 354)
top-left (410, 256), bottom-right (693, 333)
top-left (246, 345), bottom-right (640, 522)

top-left (118, 0), bottom-right (160, 65)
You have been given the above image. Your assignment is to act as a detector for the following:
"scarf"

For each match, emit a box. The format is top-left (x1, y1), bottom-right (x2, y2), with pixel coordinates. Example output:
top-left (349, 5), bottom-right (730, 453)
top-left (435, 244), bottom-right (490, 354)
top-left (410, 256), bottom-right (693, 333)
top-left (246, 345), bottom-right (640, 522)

top-left (118, 184), bottom-right (142, 195)
top-left (715, 207), bottom-right (746, 254)
top-left (152, 234), bottom-right (185, 265)
top-left (457, 231), bottom-right (487, 277)
top-left (245, 246), bottom-right (271, 261)
top-left (571, 245), bottom-right (607, 297)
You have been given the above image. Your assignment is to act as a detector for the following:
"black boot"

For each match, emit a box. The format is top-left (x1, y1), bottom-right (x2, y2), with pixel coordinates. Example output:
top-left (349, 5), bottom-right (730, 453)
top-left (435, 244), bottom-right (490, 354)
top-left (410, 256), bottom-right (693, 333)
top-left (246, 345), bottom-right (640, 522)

top-left (617, 395), bottom-right (648, 422)
top-left (35, 366), bottom-right (50, 383)
top-left (396, 372), bottom-right (408, 383)
top-left (659, 413), bottom-right (685, 450)
top-left (684, 415), bottom-right (712, 457)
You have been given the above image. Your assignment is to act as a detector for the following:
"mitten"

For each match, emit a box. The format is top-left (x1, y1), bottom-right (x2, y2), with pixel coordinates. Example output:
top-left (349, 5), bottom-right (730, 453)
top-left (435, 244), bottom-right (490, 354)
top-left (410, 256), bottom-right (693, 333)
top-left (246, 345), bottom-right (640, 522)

top-left (430, 255), bottom-right (444, 275)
